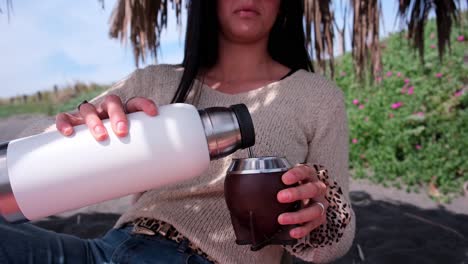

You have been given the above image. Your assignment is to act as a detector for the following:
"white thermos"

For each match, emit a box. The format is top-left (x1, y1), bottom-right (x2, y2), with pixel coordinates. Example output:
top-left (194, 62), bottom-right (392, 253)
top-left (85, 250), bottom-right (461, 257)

top-left (0, 103), bottom-right (255, 223)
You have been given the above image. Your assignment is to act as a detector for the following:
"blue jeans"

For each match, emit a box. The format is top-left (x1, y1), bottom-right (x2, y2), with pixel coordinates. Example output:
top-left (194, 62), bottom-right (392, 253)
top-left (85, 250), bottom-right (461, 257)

top-left (0, 217), bottom-right (213, 264)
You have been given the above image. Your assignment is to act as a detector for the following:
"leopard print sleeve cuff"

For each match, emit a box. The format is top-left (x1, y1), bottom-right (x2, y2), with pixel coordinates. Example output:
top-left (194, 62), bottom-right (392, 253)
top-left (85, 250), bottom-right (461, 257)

top-left (285, 164), bottom-right (352, 253)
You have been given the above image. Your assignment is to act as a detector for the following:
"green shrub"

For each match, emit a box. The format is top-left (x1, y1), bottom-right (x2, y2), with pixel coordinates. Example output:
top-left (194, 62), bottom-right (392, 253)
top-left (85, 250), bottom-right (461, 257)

top-left (0, 85), bottom-right (107, 118)
top-left (335, 21), bottom-right (467, 201)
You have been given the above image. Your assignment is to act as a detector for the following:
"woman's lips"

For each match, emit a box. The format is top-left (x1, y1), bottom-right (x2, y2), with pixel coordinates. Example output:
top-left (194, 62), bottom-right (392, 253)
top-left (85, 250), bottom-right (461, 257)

top-left (235, 8), bottom-right (260, 18)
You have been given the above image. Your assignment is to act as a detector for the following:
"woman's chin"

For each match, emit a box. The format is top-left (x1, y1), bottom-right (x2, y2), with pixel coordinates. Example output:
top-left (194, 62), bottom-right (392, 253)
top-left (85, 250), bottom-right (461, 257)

top-left (228, 27), bottom-right (267, 43)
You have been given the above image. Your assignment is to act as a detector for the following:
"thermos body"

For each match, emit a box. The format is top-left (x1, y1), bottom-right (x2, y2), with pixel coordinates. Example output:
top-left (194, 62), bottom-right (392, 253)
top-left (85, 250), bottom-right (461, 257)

top-left (0, 103), bottom-right (255, 223)
top-left (1, 104), bottom-right (210, 222)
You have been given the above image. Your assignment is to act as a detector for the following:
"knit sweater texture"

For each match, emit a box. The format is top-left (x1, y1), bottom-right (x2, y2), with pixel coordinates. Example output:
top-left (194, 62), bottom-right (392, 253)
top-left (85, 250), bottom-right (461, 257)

top-left (19, 64), bottom-right (355, 264)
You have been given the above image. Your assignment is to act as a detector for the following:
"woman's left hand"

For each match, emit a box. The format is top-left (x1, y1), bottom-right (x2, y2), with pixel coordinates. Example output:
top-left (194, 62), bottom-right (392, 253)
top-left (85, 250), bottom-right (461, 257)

top-left (277, 164), bottom-right (328, 239)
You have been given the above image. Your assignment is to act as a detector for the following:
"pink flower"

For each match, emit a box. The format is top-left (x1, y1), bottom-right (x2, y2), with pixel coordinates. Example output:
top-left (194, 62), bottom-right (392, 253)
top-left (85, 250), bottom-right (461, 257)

top-left (352, 138), bottom-right (358, 144)
top-left (386, 71), bottom-right (393, 77)
top-left (359, 104), bottom-right (365, 110)
top-left (430, 44), bottom-right (436, 49)
top-left (401, 86), bottom-right (407, 94)
top-left (391, 102), bottom-right (403, 109)
top-left (416, 112), bottom-right (425, 117)
top-left (376, 76), bottom-right (383, 82)
top-left (415, 145), bottom-right (422, 150)
top-left (397, 72), bottom-right (402, 77)
top-left (340, 71), bottom-right (347, 76)
top-left (364, 116), bottom-right (369, 122)
top-left (389, 113), bottom-right (395, 119)
top-left (407, 86), bottom-right (414, 95)
top-left (353, 99), bottom-right (359, 105)
top-left (454, 90), bottom-right (464, 97)
top-left (430, 33), bottom-right (435, 39)
top-left (404, 78), bottom-right (411, 84)
top-left (435, 73), bottom-right (443, 78)
top-left (457, 35), bottom-right (465, 42)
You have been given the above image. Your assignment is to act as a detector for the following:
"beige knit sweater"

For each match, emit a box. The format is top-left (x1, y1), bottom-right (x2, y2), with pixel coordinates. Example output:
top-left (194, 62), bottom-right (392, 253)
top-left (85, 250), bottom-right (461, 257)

top-left (19, 64), bottom-right (355, 263)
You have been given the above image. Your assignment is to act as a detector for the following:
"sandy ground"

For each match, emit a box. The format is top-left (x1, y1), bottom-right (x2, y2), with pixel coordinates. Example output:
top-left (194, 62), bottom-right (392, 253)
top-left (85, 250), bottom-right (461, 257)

top-left (0, 114), bottom-right (48, 142)
top-left (2, 114), bottom-right (468, 263)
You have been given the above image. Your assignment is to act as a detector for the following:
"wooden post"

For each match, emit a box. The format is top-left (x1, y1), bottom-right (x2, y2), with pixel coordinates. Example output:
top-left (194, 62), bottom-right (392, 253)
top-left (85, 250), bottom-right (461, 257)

top-left (37, 91), bottom-right (43, 102)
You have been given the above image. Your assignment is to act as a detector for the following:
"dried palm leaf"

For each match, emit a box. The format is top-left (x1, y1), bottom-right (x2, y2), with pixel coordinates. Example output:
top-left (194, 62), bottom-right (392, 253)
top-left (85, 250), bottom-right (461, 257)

top-left (304, 0), bottom-right (335, 78)
top-left (333, 0), bottom-right (349, 55)
top-left (0, 0), bottom-right (13, 20)
top-left (398, 0), bottom-right (460, 63)
top-left (108, 0), bottom-right (183, 66)
top-left (98, 0), bottom-right (105, 9)
top-left (351, 0), bottom-right (382, 81)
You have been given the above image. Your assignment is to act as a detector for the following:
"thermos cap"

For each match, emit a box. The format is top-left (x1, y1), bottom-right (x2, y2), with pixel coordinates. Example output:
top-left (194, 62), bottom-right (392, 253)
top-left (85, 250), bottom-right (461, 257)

top-left (227, 157), bottom-right (291, 175)
top-left (229, 104), bottom-right (255, 149)
top-left (199, 104), bottom-right (255, 160)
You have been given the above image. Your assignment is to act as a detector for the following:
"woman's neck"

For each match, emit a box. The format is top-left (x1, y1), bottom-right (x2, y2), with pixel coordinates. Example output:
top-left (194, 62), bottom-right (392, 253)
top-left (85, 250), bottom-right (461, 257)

top-left (202, 37), bottom-right (290, 93)
top-left (214, 38), bottom-right (273, 81)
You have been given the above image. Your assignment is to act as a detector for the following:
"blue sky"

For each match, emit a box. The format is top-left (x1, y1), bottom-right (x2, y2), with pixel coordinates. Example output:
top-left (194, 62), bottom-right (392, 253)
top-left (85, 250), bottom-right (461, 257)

top-left (1, 0), bottom-right (404, 98)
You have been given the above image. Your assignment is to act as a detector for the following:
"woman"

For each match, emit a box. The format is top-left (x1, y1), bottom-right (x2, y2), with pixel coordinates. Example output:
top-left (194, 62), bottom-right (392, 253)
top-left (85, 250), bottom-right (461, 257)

top-left (0, 0), bottom-right (354, 263)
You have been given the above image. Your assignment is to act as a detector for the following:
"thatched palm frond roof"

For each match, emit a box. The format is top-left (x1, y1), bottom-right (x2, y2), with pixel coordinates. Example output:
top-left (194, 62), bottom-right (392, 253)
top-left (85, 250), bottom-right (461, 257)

top-left (351, 0), bottom-right (382, 81)
top-left (304, 0), bottom-right (335, 77)
top-left (108, 0), bottom-right (182, 66)
top-left (398, 0), bottom-right (460, 63)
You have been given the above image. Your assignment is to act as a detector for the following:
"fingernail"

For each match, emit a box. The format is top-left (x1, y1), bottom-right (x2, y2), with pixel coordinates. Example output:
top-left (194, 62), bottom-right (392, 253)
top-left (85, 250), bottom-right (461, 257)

top-left (284, 173), bottom-right (295, 183)
top-left (279, 215), bottom-right (291, 224)
top-left (117, 121), bottom-right (127, 133)
top-left (291, 229), bottom-right (301, 238)
top-left (94, 125), bottom-right (106, 136)
top-left (319, 182), bottom-right (327, 189)
top-left (63, 127), bottom-right (73, 135)
top-left (280, 191), bottom-right (291, 201)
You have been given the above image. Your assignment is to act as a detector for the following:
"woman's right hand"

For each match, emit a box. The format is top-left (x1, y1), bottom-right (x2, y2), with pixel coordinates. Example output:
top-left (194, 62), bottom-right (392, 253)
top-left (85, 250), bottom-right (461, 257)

top-left (55, 95), bottom-right (158, 141)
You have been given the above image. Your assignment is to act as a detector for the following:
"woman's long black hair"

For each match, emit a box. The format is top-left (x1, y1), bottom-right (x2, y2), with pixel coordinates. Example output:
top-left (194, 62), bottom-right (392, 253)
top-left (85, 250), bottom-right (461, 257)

top-left (171, 0), bottom-right (313, 103)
